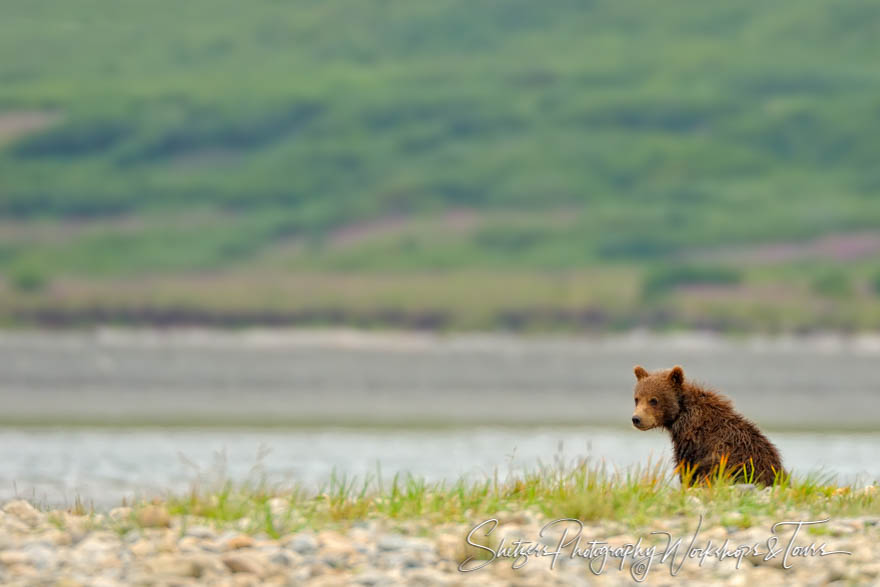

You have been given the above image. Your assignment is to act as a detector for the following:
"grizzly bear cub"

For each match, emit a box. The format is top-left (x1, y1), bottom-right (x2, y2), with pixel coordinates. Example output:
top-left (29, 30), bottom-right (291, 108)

top-left (631, 365), bottom-right (784, 485)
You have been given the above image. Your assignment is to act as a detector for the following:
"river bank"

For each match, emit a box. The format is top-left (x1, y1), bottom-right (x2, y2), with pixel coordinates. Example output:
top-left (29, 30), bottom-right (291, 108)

top-left (1, 455), bottom-right (879, 585)
top-left (0, 498), bottom-right (877, 586)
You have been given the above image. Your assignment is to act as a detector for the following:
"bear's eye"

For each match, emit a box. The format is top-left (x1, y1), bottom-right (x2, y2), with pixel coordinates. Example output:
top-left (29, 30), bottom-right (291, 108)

top-left (649, 398), bottom-right (659, 407)
top-left (634, 398), bottom-right (638, 406)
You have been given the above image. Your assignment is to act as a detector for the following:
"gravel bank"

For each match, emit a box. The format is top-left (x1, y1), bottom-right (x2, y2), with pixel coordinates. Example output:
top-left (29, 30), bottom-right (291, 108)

top-left (0, 499), bottom-right (877, 586)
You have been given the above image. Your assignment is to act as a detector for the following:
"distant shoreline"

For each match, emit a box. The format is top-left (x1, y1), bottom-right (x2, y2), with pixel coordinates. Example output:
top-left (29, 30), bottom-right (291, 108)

top-left (6, 325), bottom-right (880, 350)
top-left (0, 328), bottom-right (878, 429)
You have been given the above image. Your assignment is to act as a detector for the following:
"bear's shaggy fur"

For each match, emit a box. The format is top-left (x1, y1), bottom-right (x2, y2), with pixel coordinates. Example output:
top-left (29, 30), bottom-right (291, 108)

top-left (631, 365), bottom-right (784, 485)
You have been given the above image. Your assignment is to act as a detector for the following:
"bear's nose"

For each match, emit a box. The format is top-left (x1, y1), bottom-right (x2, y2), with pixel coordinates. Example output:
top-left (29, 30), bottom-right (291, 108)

top-left (632, 416), bottom-right (642, 427)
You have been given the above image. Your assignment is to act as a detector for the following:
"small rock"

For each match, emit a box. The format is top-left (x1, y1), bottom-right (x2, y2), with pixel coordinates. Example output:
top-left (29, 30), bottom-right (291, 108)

top-left (199, 539), bottom-right (225, 553)
top-left (734, 483), bottom-right (757, 493)
top-left (4, 563), bottom-right (39, 578)
top-left (108, 507), bottom-right (132, 522)
top-left (827, 520), bottom-right (858, 536)
top-left (405, 569), bottom-right (452, 586)
top-left (496, 510), bottom-right (534, 525)
top-left (2, 501), bottom-right (42, 527)
top-left (1, 515), bottom-right (34, 534)
top-left (377, 534), bottom-right (412, 552)
top-left (226, 534), bottom-right (255, 550)
top-left (267, 498), bottom-right (288, 516)
top-left (184, 525), bottom-right (216, 539)
top-left (222, 553), bottom-right (264, 575)
top-left (402, 555), bottom-right (426, 569)
top-left (21, 543), bottom-right (56, 570)
top-left (0, 551), bottom-right (29, 566)
top-left (269, 549), bottom-right (296, 567)
top-left (74, 533), bottom-right (123, 569)
top-left (157, 530), bottom-right (179, 553)
top-left (286, 533), bottom-right (318, 555)
top-left (322, 553), bottom-right (349, 569)
top-left (860, 562), bottom-right (880, 578)
top-left (189, 554), bottom-right (227, 575)
top-left (129, 539), bottom-right (155, 558)
top-left (232, 575), bottom-right (262, 587)
top-left (41, 528), bottom-right (72, 547)
top-left (307, 562), bottom-right (330, 578)
top-left (58, 512), bottom-right (89, 539)
top-left (177, 536), bottom-right (203, 552)
top-left (434, 533), bottom-right (462, 561)
top-left (137, 505), bottom-right (170, 528)
top-left (354, 571), bottom-right (397, 586)
top-left (148, 554), bottom-right (203, 578)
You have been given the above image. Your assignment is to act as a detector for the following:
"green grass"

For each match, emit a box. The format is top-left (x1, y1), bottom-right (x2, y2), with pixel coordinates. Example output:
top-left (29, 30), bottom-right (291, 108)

top-left (85, 459), bottom-right (877, 536)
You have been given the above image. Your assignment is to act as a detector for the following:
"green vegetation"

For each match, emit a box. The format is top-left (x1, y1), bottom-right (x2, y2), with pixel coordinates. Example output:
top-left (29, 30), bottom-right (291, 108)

top-left (8, 260), bottom-right (49, 293)
top-left (811, 270), bottom-right (853, 298)
top-left (90, 459), bottom-right (880, 534)
top-left (2, 1), bottom-right (880, 330)
top-left (642, 265), bottom-right (742, 300)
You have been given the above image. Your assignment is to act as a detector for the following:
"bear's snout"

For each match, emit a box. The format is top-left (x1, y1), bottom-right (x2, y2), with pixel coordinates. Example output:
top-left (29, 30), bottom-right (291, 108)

top-left (632, 413), bottom-right (654, 430)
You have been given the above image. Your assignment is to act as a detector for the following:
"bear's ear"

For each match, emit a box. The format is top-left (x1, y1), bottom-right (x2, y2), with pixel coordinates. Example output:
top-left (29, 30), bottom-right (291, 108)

top-left (669, 365), bottom-right (684, 386)
top-left (634, 365), bottom-right (649, 380)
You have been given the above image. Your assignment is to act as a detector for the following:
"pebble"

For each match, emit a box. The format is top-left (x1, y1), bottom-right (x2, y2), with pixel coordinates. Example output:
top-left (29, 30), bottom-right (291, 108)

top-left (21, 543), bottom-right (56, 570)
top-left (0, 550), bottom-right (29, 566)
top-left (108, 507), bottom-right (132, 522)
top-left (2, 501), bottom-right (43, 527)
top-left (136, 505), bottom-right (170, 528)
top-left (148, 554), bottom-right (202, 578)
top-left (0, 499), bottom-right (875, 585)
top-left (376, 534), bottom-right (412, 551)
top-left (226, 534), bottom-right (255, 550)
top-left (353, 570), bottom-right (396, 586)
top-left (184, 525), bottom-right (216, 539)
top-left (129, 539), bottom-right (155, 558)
top-left (222, 552), bottom-right (264, 575)
top-left (269, 549), bottom-right (296, 566)
top-left (286, 532), bottom-right (318, 555)
top-left (267, 498), bottom-right (289, 516)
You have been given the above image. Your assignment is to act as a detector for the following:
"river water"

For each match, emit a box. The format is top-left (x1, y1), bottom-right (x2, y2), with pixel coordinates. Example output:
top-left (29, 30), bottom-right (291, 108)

top-left (0, 329), bottom-right (878, 507)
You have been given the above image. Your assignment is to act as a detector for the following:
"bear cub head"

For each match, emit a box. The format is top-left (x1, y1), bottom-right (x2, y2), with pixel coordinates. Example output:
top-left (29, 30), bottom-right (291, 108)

top-left (631, 364), bottom-right (683, 430)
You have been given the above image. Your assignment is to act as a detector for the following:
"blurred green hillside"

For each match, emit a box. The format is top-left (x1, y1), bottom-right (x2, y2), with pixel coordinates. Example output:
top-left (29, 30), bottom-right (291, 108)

top-left (2, 0), bottom-right (880, 331)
